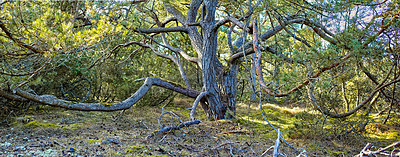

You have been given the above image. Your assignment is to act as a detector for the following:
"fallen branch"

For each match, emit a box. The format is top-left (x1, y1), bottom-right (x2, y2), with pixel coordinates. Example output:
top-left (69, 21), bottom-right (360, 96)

top-left (146, 120), bottom-right (201, 140)
top-left (7, 77), bottom-right (199, 111)
top-left (356, 141), bottom-right (400, 157)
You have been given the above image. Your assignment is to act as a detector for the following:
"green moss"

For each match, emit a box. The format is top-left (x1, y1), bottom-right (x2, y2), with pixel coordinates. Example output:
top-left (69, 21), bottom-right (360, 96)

top-left (62, 122), bottom-right (86, 131)
top-left (25, 120), bottom-right (60, 128)
top-left (272, 111), bottom-right (280, 116)
top-left (386, 132), bottom-right (399, 140)
top-left (282, 110), bottom-right (293, 116)
top-left (264, 109), bottom-right (274, 113)
top-left (87, 139), bottom-right (102, 144)
top-left (326, 149), bottom-right (346, 156)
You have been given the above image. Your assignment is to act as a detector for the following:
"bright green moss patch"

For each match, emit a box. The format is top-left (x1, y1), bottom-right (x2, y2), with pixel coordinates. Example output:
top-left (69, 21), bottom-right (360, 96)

top-left (387, 132), bottom-right (399, 139)
top-left (25, 120), bottom-right (60, 128)
top-left (124, 145), bottom-right (144, 153)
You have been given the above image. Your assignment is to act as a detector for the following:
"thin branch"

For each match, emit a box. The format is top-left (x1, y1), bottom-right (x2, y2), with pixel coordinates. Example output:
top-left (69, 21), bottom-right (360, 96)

top-left (135, 26), bottom-right (188, 34)
top-left (0, 20), bottom-right (44, 54)
top-left (164, 1), bottom-right (186, 24)
top-left (160, 17), bottom-right (178, 27)
top-left (356, 141), bottom-right (400, 157)
top-left (213, 16), bottom-right (249, 32)
top-left (17, 57), bottom-right (52, 87)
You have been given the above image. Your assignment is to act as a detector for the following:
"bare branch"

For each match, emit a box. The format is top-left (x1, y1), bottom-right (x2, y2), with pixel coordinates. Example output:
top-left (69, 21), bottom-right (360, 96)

top-left (213, 16), bottom-right (249, 32)
top-left (273, 129), bottom-right (281, 157)
top-left (12, 77), bottom-right (200, 111)
top-left (135, 26), bottom-right (188, 34)
top-left (190, 91), bottom-right (209, 120)
top-left (88, 41), bottom-right (146, 69)
top-left (0, 20), bottom-right (44, 54)
top-left (17, 57), bottom-right (52, 87)
top-left (160, 17), bottom-right (178, 27)
top-left (356, 141), bottom-right (400, 157)
top-left (252, 18), bottom-right (349, 97)
top-left (229, 45), bottom-right (296, 64)
top-left (0, 89), bottom-right (28, 102)
top-left (234, 16), bottom-right (338, 55)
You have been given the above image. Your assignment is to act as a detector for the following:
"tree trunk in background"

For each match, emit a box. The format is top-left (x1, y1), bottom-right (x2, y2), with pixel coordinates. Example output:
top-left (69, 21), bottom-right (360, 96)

top-left (222, 63), bottom-right (239, 118)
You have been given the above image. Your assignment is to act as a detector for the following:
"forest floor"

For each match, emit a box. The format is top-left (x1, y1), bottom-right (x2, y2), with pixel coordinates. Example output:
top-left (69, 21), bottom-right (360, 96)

top-left (0, 98), bottom-right (399, 156)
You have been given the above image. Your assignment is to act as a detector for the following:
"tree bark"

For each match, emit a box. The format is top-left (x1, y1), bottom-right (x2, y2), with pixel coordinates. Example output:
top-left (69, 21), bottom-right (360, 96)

top-left (6, 77), bottom-right (199, 111)
top-left (201, 0), bottom-right (226, 119)
top-left (221, 63), bottom-right (239, 118)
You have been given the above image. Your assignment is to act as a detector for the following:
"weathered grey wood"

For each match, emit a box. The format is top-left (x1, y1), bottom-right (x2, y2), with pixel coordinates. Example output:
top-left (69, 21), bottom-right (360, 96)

top-left (13, 77), bottom-right (199, 111)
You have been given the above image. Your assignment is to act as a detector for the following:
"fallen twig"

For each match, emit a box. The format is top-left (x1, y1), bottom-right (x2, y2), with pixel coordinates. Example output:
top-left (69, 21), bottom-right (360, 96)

top-left (356, 141), bottom-right (400, 157)
top-left (261, 146), bottom-right (274, 156)
top-left (146, 120), bottom-right (201, 140)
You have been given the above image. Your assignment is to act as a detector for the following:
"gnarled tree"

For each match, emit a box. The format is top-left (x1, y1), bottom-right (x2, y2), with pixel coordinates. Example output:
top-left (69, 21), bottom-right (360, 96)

top-left (0, 0), bottom-right (399, 120)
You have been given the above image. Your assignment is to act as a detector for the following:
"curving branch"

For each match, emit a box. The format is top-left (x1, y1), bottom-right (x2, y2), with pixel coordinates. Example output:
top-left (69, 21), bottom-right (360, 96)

top-left (229, 45), bottom-right (296, 64)
top-left (190, 91), bottom-right (208, 120)
top-left (266, 9), bottom-right (311, 47)
top-left (234, 16), bottom-right (338, 56)
top-left (0, 20), bottom-right (44, 54)
top-left (160, 17), bottom-right (178, 27)
top-left (213, 16), bottom-right (249, 32)
top-left (135, 26), bottom-right (188, 34)
top-left (11, 77), bottom-right (200, 111)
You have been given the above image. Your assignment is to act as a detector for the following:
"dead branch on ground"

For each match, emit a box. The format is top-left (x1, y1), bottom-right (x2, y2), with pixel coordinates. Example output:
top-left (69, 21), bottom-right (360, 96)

top-left (356, 141), bottom-right (400, 157)
top-left (145, 120), bottom-right (201, 140)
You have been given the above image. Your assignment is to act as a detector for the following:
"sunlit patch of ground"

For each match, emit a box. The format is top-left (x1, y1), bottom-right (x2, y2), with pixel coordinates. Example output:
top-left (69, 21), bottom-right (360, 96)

top-left (0, 99), bottom-right (399, 156)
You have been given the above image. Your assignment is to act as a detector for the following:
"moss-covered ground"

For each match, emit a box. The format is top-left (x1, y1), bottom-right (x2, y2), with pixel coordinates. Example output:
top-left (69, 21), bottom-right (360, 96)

top-left (0, 98), bottom-right (399, 156)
